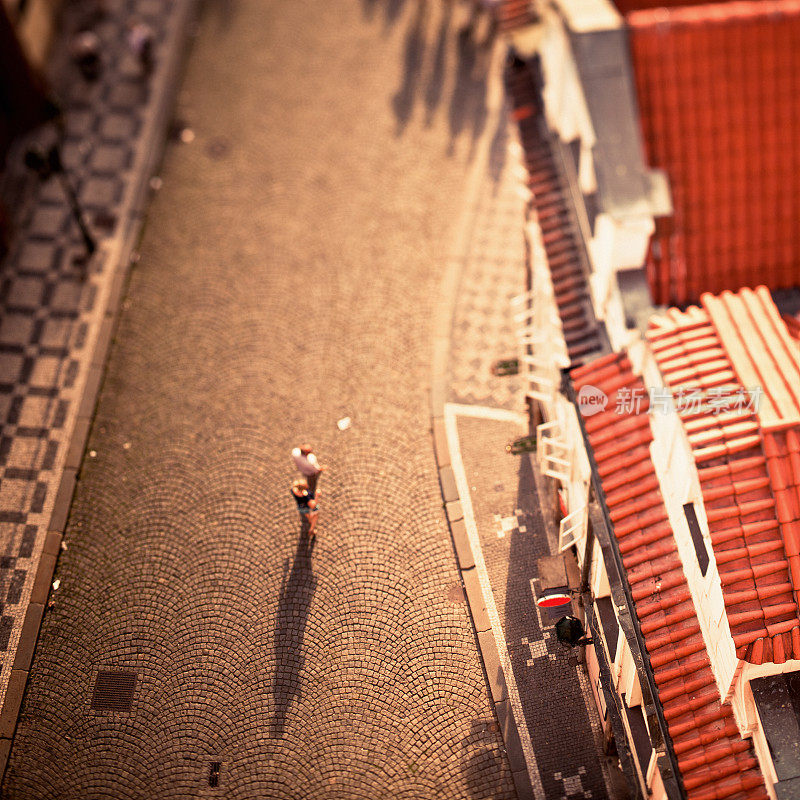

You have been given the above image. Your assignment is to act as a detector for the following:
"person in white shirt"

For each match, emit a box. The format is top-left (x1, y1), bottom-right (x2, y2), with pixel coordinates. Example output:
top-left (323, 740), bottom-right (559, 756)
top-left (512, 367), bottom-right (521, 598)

top-left (291, 444), bottom-right (326, 494)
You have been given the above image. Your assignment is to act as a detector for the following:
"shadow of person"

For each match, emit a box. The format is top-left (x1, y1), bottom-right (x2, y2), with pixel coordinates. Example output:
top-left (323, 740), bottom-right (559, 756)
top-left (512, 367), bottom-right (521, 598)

top-left (447, 23), bottom-right (488, 157)
top-left (424, 1), bottom-right (452, 126)
top-left (384, 0), bottom-right (408, 30)
top-left (391, 0), bottom-right (428, 135)
top-left (269, 529), bottom-right (318, 739)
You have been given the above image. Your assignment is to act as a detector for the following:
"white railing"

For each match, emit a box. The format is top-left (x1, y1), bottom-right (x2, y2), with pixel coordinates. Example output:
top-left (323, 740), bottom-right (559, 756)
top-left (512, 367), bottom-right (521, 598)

top-left (536, 420), bottom-right (570, 481)
top-left (559, 505), bottom-right (587, 553)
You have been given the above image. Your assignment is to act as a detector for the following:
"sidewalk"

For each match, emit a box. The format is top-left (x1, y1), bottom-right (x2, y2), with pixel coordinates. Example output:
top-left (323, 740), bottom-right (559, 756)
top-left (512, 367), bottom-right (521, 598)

top-left (0, 0), bottom-right (195, 768)
top-left (431, 59), bottom-right (623, 799)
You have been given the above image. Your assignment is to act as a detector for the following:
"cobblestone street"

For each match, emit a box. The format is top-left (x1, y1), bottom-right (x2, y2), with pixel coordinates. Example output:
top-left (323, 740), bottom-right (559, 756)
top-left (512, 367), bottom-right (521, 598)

top-left (5, 1), bottom-right (522, 798)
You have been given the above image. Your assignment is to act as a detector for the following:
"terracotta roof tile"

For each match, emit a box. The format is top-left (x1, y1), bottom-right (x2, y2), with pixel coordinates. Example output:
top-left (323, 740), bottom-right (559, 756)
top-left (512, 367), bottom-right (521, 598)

top-left (648, 291), bottom-right (800, 666)
top-left (571, 352), bottom-right (767, 799)
top-left (628, 1), bottom-right (800, 306)
top-left (498, 0), bottom-right (539, 32)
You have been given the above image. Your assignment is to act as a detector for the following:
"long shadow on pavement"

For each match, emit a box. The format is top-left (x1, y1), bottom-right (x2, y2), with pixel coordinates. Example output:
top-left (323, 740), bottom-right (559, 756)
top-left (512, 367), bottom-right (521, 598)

top-left (447, 25), bottom-right (489, 157)
top-left (270, 529), bottom-right (318, 739)
top-left (392, 0), bottom-right (428, 134)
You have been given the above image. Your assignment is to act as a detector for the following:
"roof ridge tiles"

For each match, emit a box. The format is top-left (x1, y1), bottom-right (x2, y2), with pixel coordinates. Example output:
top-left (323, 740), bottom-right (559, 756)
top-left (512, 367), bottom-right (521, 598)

top-left (614, 506), bottom-right (670, 538)
top-left (647, 623), bottom-right (703, 653)
top-left (698, 457), bottom-right (764, 482)
top-left (623, 540), bottom-right (680, 568)
top-left (725, 583), bottom-right (794, 605)
top-left (677, 739), bottom-right (752, 775)
top-left (652, 654), bottom-right (711, 688)
top-left (703, 476), bottom-right (771, 503)
top-left (659, 674), bottom-right (716, 704)
top-left (650, 637), bottom-right (707, 668)
top-left (569, 351), bottom-right (621, 382)
top-left (640, 604), bottom-right (698, 635)
top-left (671, 721), bottom-right (740, 756)
top-left (589, 411), bottom-right (650, 444)
top-left (667, 706), bottom-right (729, 739)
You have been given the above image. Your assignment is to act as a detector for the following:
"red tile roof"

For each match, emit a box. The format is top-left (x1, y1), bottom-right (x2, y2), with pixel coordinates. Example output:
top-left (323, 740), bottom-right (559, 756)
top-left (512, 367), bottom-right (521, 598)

top-left (571, 351), bottom-right (769, 799)
top-left (648, 287), bottom-right (800, 664)
top-left (782, 313), bottom-right (800, 342)
top-left (506, 59), bottom-right (603, 366)
top-left (498, 0), bottom-right (539, 32)
top-left (627, 0), bottom-right (800, 306)
top-left (613, 0), bottom-right (739, 13)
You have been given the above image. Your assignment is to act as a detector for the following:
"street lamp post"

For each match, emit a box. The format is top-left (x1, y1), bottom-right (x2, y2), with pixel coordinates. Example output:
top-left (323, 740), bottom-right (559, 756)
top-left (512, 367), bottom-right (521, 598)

top-left (24, 144), bottom-right (97, 259)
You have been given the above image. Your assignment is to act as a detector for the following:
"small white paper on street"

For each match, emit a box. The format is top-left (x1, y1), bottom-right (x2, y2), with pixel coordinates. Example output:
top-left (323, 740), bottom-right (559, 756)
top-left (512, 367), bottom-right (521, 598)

top-left (337, 416), bottom-right (351, 431)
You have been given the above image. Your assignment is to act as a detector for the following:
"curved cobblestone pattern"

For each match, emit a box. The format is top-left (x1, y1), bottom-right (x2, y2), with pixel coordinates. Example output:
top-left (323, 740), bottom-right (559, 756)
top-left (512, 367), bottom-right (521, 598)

top-left (5, 1), bottom-right (517, 798)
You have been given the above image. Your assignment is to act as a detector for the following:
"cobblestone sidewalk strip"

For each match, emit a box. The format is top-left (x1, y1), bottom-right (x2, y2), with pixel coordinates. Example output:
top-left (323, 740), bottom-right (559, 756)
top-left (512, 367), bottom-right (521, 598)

top-left (0, 0), bottom-right (195, 762)
top-left (451, 410), bottom-right (610, 800)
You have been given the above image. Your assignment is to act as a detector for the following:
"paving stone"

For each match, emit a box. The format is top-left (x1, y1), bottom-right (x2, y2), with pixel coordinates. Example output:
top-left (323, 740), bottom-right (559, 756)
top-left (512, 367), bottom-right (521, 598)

top-left (450, 517), bottom-right (475, 570)
top-left (27, 207), bottom-right (68, 239)
top-left (79, 176), bottom-right (122, 208)
top-left (89, 143), bottom-right (132, 173)
top-left (105, 81), bottom-right (148, 110)
top-left (2, 2), bottom-right (520, 798)
top-left (478, 629), bottom-right (508, 702)
top-left (463, 567), bottom-right (491, 633)
top-left (439, 464), bottom-right (459, 503)
top-left (99, 113), bottom-right (138, 142)
top-left (14, 242), bottom-right (58, 274)
top-left (445, 499), bottom-right (463, 523)
top-left (6, 278), bottom-right (44, 309)
top-left (0, 315), bottom-right (35, 347)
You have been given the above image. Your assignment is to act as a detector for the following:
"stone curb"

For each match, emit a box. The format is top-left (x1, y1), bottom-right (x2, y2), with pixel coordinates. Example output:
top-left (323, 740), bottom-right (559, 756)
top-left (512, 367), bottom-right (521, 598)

top-left (428, 38), bottom-right (535, 800)
top-left (0, 0), bottom-right (199, 778)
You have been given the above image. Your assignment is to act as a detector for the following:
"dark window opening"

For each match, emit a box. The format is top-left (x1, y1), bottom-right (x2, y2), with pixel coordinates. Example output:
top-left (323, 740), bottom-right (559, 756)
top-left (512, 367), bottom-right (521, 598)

top-left (596, 596), bottom-right (620, 659)
top-left (625, 701), bottom-right (653, 777)
top-left (684, 502), bottom-right (709, 576)
top-left (752, 673), bottom-right (800, 797)
top-left (584, 191), bottom-right (598, 232)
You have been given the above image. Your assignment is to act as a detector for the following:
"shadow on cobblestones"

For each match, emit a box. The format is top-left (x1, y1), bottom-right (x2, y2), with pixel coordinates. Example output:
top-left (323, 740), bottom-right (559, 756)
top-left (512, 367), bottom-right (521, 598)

top-left (270, 530), bottom-right (317, 739)
top-left (388, 0), bottom-right (490, 150)
top-left (392, 0), bottom-right (428, 134)
top-left (448, 22), bottom-right (490, 158)
top-left (460, 717), bottom-right (510, 800)
top-left (424, 2), bottom-right (451, 126)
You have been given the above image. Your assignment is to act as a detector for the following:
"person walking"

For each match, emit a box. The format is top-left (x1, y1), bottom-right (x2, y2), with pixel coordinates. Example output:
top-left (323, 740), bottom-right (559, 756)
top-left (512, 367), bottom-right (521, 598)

top-left (291, 479), bottom-right (319, 536)
top-left (291, 443), bottom-right (326, 494)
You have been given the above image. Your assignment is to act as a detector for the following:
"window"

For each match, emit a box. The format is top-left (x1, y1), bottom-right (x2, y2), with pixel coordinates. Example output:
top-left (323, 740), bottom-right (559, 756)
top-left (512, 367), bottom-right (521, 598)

top-left (596, 596), bottom-right (620, 659)
top-left (684, 502), bottom-right (709, 576)
top-left (625, 701), bottom-right (653, 777)
top-left (752, 673), bottom-right (800, 797)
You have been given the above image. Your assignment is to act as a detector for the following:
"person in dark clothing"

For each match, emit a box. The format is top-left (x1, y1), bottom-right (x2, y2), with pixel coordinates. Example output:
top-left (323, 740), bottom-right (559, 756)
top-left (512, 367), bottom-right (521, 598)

top-left (291, 479), bottom-right (319, 536)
